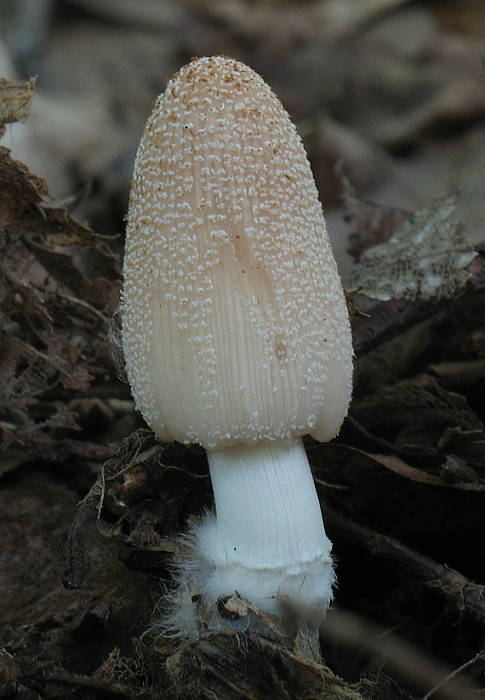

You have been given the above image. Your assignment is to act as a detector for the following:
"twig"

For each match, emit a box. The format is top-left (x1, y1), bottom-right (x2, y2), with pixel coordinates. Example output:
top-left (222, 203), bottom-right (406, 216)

top-left (42, 671), bottom-right (141, 698)
top-left (321, 609), bottom-right (480, 700)
top-left (421, 650), bottom-right (485, 700)
top-left (327, 508), bottom-right (485, 625)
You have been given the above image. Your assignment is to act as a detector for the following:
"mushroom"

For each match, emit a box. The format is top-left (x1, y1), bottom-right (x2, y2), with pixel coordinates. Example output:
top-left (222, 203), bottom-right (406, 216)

top-left (122, 56), bottom-right (353, 631)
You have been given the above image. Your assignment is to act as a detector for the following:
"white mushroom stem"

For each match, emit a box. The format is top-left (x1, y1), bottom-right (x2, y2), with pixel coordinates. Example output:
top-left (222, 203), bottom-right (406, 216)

top-left (195, 438), bottom-right (334, 615)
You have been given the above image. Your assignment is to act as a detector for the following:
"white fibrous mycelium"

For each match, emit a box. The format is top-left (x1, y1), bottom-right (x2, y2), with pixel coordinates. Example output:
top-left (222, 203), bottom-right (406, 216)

top-left (122, 56), bottom-right (353, 635)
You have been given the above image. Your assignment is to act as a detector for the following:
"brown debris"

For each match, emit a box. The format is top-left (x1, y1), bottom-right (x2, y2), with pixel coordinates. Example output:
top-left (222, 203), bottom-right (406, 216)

top-left (327, 509), bottom-right (485, 627)
top-left (163, 613), bottom-right (364, 700)
top-left (0, 77), bottom-right (35, 137)
top-left (0, 143), bottom-right (121, 466)
top-left (2, 2), bottom-right (485, 697)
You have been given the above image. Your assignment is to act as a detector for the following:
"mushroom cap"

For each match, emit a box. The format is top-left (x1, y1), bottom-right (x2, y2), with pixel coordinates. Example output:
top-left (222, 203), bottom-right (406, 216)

top-left (122, 56), bottom-right (352, 449)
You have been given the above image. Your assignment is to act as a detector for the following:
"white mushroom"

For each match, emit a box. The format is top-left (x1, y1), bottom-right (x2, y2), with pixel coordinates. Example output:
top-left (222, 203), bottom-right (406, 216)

top-left (122, 56), bottom-right (353, 626)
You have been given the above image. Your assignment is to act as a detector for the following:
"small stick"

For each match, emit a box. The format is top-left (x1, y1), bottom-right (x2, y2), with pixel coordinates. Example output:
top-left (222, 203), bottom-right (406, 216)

top-left (422, 650), bottom-right (485, 700)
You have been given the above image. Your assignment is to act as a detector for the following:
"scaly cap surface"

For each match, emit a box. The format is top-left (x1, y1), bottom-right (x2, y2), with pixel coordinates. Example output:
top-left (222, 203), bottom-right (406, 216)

top-left (122, 56), bottom-right (352, 448)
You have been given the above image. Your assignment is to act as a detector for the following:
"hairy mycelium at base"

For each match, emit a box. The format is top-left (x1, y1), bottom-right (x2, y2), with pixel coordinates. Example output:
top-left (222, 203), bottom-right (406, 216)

top-left (121, 56), bottom-right (353, 633)
top-left (199, 439), bottom-right (334, 614)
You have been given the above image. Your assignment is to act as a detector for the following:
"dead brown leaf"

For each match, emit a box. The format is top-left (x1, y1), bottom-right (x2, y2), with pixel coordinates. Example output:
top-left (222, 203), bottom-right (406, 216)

top-left (0, 77), bottom-right (35, 137)
top-left (0, 143), bottom-right (120, 464)
top-left (342, 446), bottom-right (485, 492)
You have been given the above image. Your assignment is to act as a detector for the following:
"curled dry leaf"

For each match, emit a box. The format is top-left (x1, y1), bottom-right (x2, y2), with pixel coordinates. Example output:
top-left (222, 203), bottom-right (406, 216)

top-left (63, 429), bottom-right (207, 589)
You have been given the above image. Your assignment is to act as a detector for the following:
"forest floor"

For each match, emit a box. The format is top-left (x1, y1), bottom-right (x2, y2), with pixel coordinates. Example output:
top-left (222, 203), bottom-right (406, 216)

top-left (1, 1), bottom-right (485, 698)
